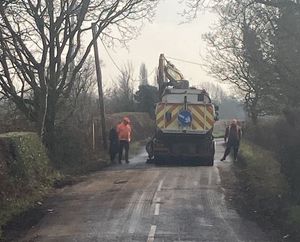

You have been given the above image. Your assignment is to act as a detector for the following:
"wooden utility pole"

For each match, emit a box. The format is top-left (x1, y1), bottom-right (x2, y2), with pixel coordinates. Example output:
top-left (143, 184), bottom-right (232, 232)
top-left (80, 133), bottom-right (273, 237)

top-left (92, 23), bottom-right (107, 150)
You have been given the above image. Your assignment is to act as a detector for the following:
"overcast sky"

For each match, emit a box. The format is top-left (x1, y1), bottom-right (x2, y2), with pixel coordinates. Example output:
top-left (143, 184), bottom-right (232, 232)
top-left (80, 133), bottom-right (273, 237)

top-left (99, 0), bottom-right (218, 90)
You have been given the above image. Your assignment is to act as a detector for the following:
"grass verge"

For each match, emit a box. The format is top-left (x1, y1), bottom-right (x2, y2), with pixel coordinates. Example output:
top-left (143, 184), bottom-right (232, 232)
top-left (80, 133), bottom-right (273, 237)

top-left (233, 141), bottom-right (300, 241)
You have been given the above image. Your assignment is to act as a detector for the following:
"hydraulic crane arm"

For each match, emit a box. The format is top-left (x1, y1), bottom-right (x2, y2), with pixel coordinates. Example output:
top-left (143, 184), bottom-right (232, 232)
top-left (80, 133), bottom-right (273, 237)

top-left (157, 54), bottom-right (189, 99)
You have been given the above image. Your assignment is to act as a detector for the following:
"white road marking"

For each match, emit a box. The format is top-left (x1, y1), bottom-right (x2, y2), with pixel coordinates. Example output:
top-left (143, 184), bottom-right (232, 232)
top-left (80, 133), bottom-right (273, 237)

top-left (157, 180), bottom-right (163, 192)
top-left (152, 179), bottom-right (164, 204)
top-left (208, 169), bottom-right (212, 185)
top-left (199, 217), bottom-right (213, 227)
top-left (147, 225), bottom-right (157, 242)
top-left (154, 203), bottom-right (160, 215)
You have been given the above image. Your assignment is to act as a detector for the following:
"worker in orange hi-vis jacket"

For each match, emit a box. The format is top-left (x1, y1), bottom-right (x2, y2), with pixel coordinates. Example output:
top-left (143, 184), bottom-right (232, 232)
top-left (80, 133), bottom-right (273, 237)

top-left (117, 117), bottom-right (132, 164)
top-left (221, 119), bottom-right (242, 162)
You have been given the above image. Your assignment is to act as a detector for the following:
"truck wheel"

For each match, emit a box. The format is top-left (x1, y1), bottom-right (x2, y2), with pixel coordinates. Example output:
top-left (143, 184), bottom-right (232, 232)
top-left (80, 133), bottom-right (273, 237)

top-left (207, 157), bottom-right (214, 166)
top-left (146, 141), bottom-right (154, 159)
top-left (153, 156), bottom-right (162, 164)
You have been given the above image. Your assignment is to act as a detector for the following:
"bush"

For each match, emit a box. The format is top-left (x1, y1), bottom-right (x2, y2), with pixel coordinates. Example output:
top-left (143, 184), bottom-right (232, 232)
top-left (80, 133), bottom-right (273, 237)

top-left (239, 118), bottom-right (300, 239)
top-left (287, 206), bottom-right (300, 240)
top-left (243, 118), bottom-right (279, 150)
top-left (52, 112), bottom-right (155, 174)
top-left (274, 118), bottom-right (300, 203)
top-left (53, 125), bottom-right (90, 168)
top-left (51, 124), bottom-right (110, 175)
top-left (0, 132), bottom-right (59, 238)
top-left (244, 117), bottom-right (300, 204)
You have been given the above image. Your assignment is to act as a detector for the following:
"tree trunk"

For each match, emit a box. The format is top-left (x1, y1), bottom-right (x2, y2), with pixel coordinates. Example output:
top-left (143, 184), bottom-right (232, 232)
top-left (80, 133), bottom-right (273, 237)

top-left (42, 0), bottom-right (56, 152)
top-left (250, 110), bottom-right (258, 125)
top-left (39, 90), bottom-right (57, 153)
top-left (43, 100), bottom-right (56, 152)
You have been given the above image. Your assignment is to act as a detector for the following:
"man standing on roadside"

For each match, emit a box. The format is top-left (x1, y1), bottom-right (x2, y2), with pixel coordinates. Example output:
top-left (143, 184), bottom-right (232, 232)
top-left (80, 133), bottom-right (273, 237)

top-left (221, 119), bottom-right (242, 162)
top-left (117, 117), bottom-right (132, 164)
top-left (108, 122), bottom-right (119, 163)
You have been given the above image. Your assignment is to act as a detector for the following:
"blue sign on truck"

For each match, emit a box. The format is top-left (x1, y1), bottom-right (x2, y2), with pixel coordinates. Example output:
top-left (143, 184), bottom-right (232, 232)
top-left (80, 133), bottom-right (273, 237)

top-left (178, 110), bottom-right (192, 127)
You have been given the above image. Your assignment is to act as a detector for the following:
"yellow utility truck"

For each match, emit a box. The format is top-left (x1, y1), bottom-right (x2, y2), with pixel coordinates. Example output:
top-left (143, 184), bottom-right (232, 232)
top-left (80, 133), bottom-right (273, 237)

top-left (146, 54), bottom-right (218, 165)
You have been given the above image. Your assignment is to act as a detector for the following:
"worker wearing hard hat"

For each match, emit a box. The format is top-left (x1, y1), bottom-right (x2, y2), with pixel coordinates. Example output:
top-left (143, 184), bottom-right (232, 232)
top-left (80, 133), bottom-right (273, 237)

top-left (117, 117), bottom-right (132, 164)
top-left (221, 119), bottom-right (242, 162)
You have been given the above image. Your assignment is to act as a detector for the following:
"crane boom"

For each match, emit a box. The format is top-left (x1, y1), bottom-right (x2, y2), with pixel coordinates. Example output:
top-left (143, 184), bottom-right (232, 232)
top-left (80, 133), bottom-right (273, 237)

top-left (157, 54), bottom-right (189, 99)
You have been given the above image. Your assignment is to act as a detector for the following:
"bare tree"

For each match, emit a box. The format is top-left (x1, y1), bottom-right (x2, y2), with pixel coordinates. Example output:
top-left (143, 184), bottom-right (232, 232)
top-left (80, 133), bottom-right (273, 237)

top-left (116, 63), bottom-right (135, 111)
top-left (183, 0), bottom-right (300, 14)
top-left (203, 4), bottom-right (279, 123)
top-left (182, 0), bottom-right (281, 122)
top-left (105, 63), bottom-right (135, 113)
top-left (0, 0), bottom-right (157, 149)
top-left (57, 56), bottom-right (97, 125)
top-left (198, 81), bottom-right (225, 102)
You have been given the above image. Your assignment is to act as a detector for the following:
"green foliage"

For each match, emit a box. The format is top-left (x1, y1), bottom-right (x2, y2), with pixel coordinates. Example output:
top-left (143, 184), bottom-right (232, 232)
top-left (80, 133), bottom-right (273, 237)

top-left (273, 6), bottom-right (300, 107)
top-left (51, 124), bottom-right (108, 175)
top-left (0, 132), bottom-right (59, 238)
top-left (274, 117), bottom-right (300, 203)
top-left (240, 118), bottom-right (300, 238)
top-left (134, 85), bottom-right (159, 118)
top-left (242, 118), bottom-right (279, 150)
top-left (245, 117), bottom-right (300, 203)
top-left (51, 112), bottom-right (155, 174)
top-left (242, 22), bottom-right (279, 121)
top-left (287, 206), bottom-right (300, 240)
top-left (52, 126), bottom-right (89, 169)
top-left (202, 1), bottom-right (300, 122)
top-left (238, 141), bottom-right (289, 218)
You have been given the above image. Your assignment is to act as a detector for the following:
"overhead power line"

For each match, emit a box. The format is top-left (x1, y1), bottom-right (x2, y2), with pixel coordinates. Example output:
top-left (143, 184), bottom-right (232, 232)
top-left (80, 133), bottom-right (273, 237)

top-left (148, 67), bottom-right (156, 77)
top-left (101, 39), bottom-right (123, 74)
top-left (101, 40), bottom-right (157, 85)
top-left (165, 56), bottom-right (202, 66)
top-left (100, 40), bottom-right (143, 85)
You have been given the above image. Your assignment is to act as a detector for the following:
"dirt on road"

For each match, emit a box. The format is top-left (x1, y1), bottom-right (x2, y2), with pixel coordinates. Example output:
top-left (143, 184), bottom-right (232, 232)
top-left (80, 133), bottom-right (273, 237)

top-left (19, 140), bottom-right (270, 242)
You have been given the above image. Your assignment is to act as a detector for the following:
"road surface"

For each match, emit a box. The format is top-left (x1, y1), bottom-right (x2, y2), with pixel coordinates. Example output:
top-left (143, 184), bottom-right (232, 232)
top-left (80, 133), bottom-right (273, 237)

top-left (21, 140), bottom-right (269, 242)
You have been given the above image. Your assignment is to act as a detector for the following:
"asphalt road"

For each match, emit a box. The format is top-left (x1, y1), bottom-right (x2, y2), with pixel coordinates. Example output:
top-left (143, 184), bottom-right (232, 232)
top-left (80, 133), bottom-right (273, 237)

top-left (21, 140), bottom-right (269, 242)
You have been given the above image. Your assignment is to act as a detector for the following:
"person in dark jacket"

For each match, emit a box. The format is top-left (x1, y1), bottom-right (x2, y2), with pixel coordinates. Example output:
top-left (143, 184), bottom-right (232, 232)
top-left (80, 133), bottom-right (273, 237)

top-left (221, 119), bottom-right (242, 162)
top-left (109, 125), bottom-right (119, 163)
